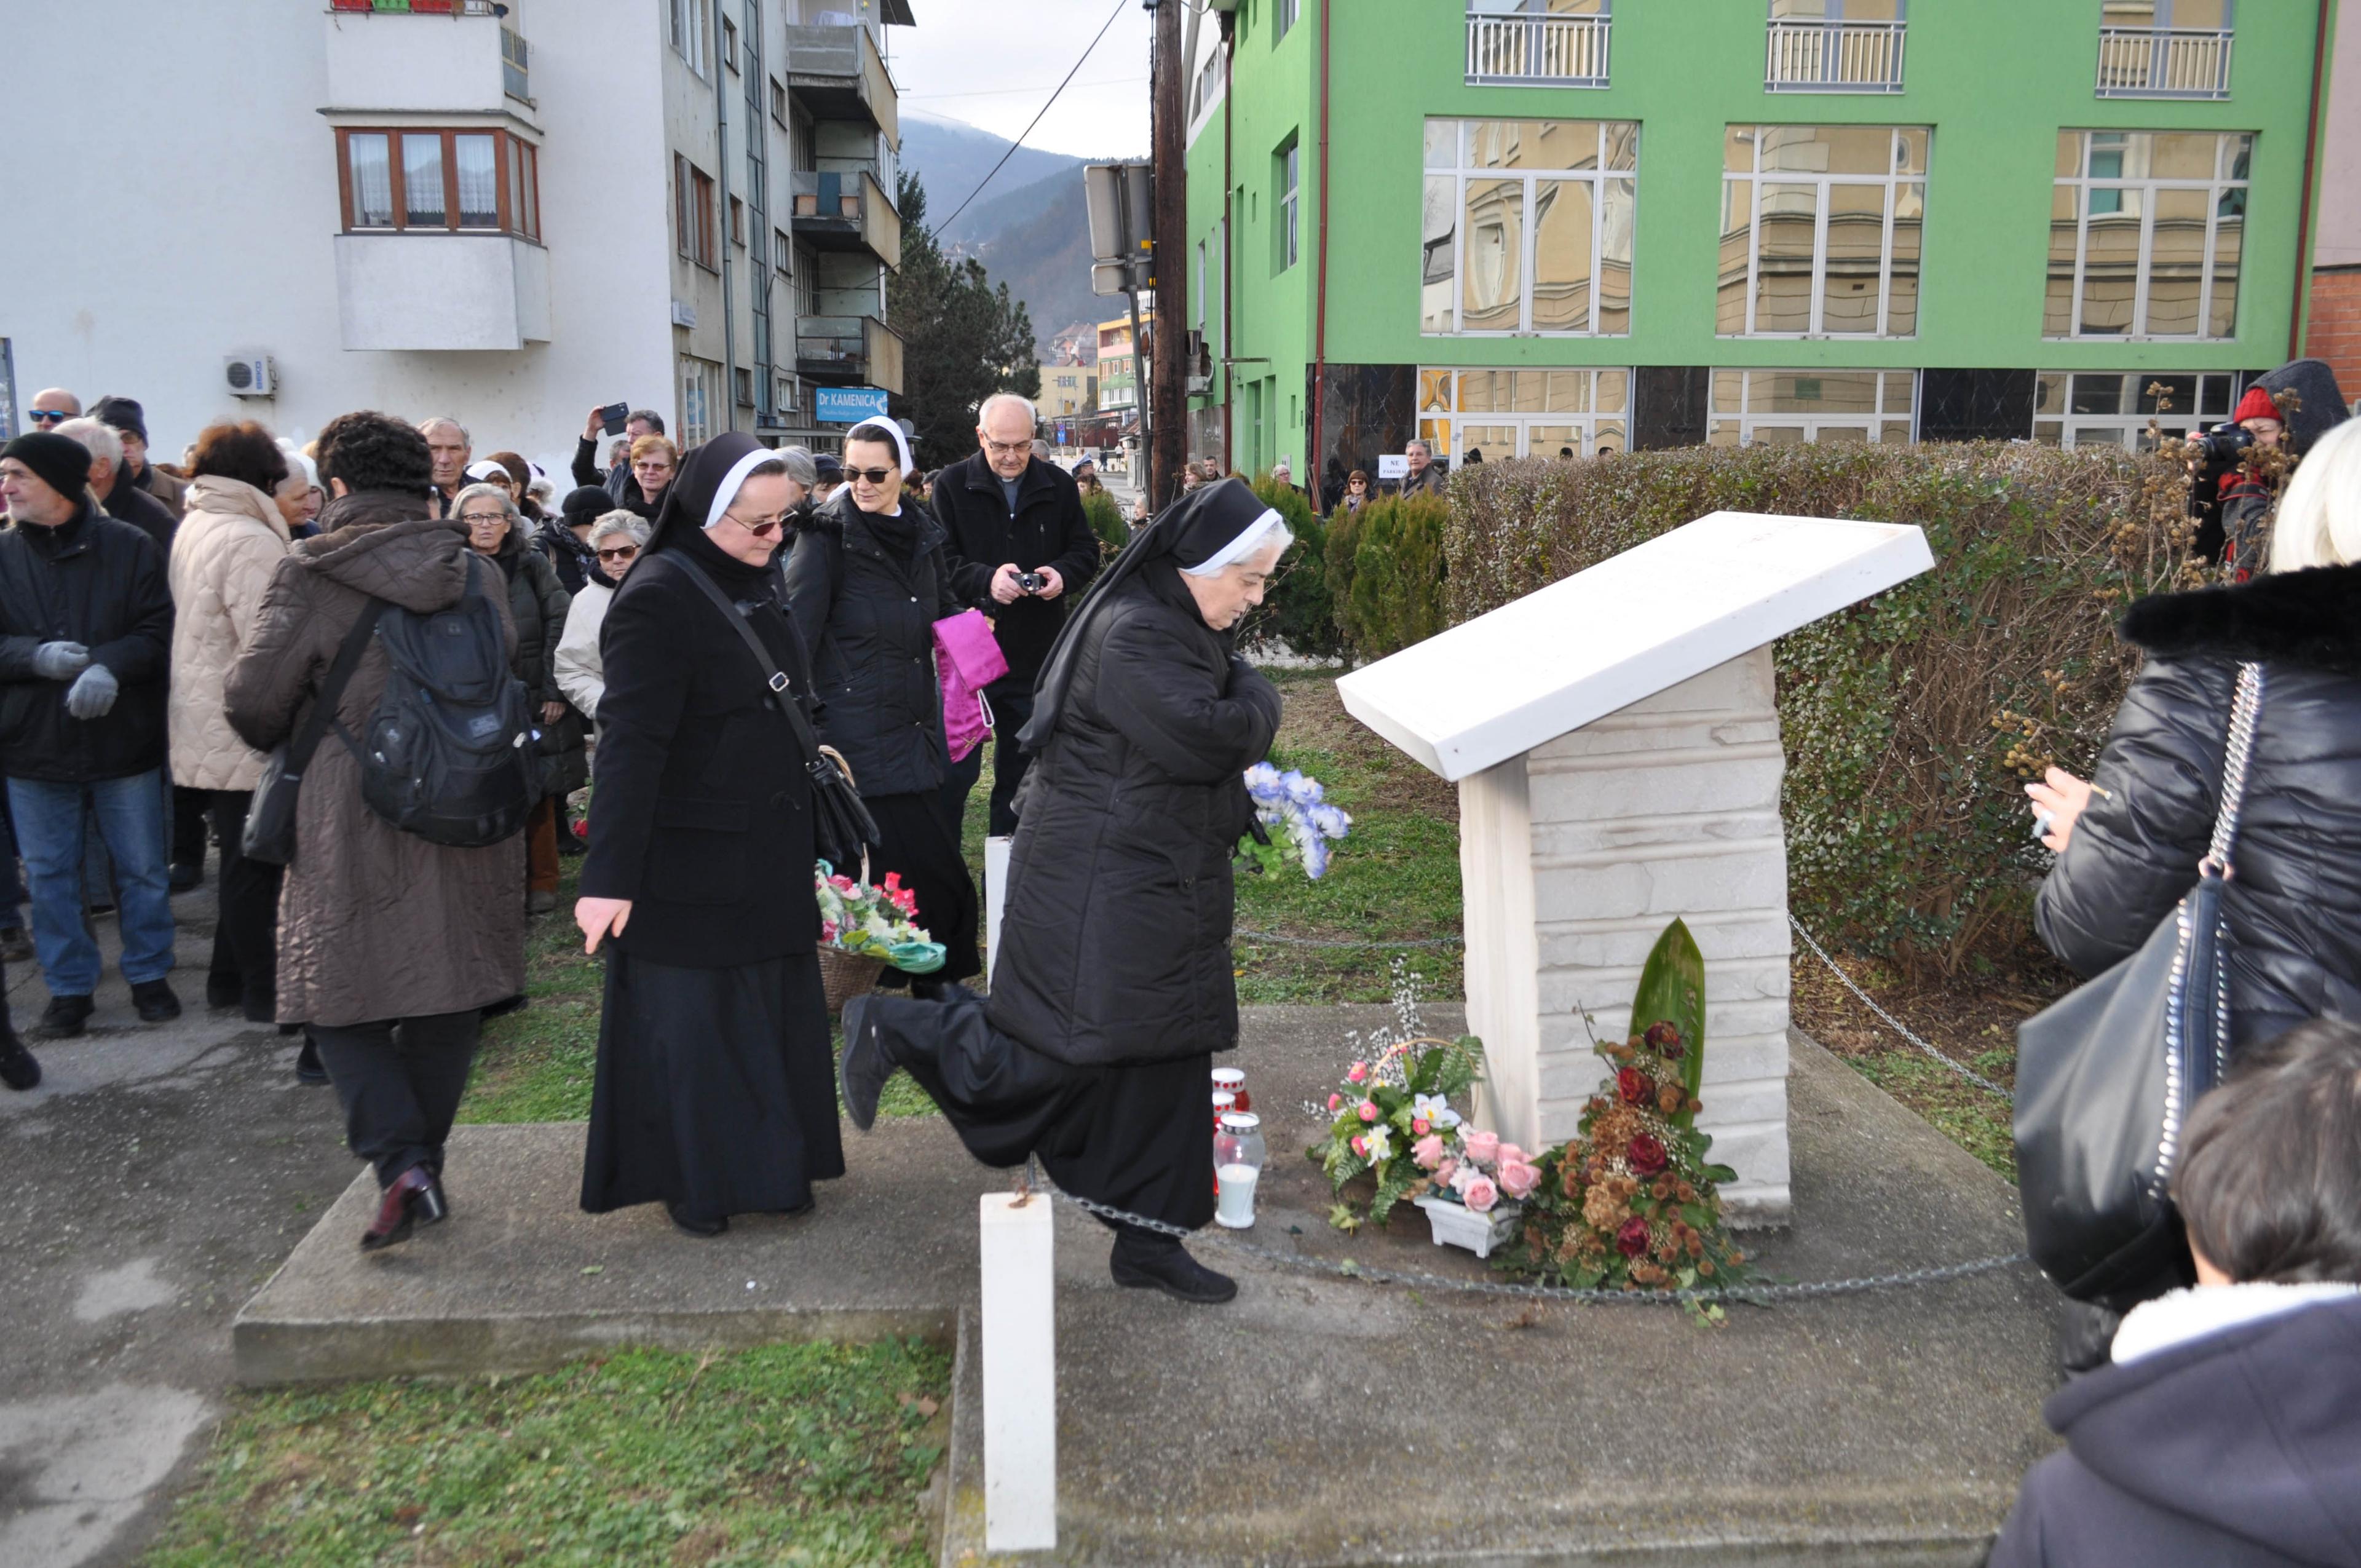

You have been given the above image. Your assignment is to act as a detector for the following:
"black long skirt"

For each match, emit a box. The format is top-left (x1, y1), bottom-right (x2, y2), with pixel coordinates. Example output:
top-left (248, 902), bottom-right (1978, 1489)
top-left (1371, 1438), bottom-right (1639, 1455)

top-left (864, 790), bottom-right (982, 984)
top-left (581, 948), bottom-right (847, 1221)
top-left (861, 991), bottom-right (1216, 1231)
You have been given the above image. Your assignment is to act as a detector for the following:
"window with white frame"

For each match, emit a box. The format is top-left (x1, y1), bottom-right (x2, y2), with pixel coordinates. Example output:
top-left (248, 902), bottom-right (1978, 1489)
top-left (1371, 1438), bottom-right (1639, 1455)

top-left (1277, 138), bottom-right (1300, 272)
top-left (1194, 239), bottom-right (1207, 328)
top-left (1422, 118), bottom-right (1637, 337)
top-left (2032, 370), bottom-right (2237, 448)
top-left (1415, 366), bottom-right (1631, 462)
top-left (1708, 368), bottom-right (1915, 445)
top-left (2047, 129), bottom-right (2250, 340)
top-left (669, 0), bottom-right (708, 78)
top-left (1276, 0), bottom-right (1300, 43)
top-left (680, 358), bottom-right (720, 448)
top-left (1719, 125), bottom-right (1924, 338)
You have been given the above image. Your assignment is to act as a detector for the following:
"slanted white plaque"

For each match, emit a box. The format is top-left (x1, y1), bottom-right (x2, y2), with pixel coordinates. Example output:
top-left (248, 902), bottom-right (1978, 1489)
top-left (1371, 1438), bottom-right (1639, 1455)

top-left (1337, 512), bottom-right (1934, 1221)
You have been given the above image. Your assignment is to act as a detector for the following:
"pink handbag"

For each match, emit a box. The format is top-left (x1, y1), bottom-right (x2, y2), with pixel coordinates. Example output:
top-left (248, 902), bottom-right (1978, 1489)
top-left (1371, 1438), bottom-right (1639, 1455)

top-left (933, 609), bottom-right (1008, 763)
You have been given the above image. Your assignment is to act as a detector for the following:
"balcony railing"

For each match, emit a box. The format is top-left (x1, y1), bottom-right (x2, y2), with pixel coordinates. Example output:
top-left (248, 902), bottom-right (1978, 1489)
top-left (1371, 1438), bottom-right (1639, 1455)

top-left (1765, 18), bottom-right (1906, 93)
top-left (783, 21), bottom-right (900, 145)
top-left (796, 314), bottom-right (904, 394)
top-left (2095, 26), bottom-right (2233, 99)
top-left (790, 167), bottom-right (902, 269)
top-left (1465, 13), bottom-right (1611, 87)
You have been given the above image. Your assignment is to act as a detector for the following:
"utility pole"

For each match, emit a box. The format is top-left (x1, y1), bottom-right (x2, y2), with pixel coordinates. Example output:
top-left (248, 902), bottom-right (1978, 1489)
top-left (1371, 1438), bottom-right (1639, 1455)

top-left (1149, 0), bottom-right (1187, 512)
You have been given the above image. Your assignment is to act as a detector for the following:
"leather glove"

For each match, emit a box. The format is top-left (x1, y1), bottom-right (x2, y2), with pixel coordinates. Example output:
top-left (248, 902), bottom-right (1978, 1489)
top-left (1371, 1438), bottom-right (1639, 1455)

top-left (65, 663), bottom-right (118, 719)
top-left (31, 641), bottom-right (90, 681)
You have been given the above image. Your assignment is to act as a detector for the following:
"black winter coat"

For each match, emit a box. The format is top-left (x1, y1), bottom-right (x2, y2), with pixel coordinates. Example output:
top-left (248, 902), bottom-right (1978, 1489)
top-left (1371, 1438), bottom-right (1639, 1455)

top-left (101, 477), bottom-right (177, 560)
top-left (571, 436), bottom-right (654, 515)
top-left (1990, 1294), bottom-right (2361, 1568)
top-left (931, 451), bottom-right (1102, 684)
top-left (579, 525), bottom-right (818, 970)
top-left (986, 578), bottom-right (1281, 1067)
top-left (487, 526), bottom-right (586, 800)
top-left (783, 491), bottom-right (954, 799)
top-left (2036, 563), bottom-right (2361, 1047)
top-left (536, 515), bottom-right (595, 595)
top-left (0, 501), bottom-right (173, 783)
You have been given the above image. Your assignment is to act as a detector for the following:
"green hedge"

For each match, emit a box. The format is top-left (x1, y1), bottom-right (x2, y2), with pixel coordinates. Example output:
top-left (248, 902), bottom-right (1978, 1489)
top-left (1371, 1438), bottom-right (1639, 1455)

top-left (1080, 488), bottom-right (1129, 557)
top-left (1444, 443), bottom-right (2196, 974)
top-left (1326, 493), bottom-right (1451, 659)
top-left (1241, 476), bottom-right (1340, 657)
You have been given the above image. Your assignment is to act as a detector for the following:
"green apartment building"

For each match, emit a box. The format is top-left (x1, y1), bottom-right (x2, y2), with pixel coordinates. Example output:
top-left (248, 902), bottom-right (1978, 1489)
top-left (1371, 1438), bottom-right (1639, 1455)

top-left (1180, 0), bottom-right (2339, 491)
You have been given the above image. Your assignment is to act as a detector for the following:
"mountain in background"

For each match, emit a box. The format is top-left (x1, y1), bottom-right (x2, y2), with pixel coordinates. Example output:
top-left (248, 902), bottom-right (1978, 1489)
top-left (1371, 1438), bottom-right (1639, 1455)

top-left (899, 109), bottom-right (1112, 360)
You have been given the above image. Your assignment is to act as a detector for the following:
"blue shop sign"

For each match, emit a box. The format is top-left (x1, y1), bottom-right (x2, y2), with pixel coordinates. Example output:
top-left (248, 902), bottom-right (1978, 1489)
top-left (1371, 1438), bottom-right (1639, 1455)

top-left (815, 387), bottom-right (892, 425)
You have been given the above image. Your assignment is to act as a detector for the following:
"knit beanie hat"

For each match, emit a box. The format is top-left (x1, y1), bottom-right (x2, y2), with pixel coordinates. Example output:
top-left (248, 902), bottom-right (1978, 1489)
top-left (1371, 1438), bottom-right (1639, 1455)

top-left (561, 486), bottom-right (611, 526)
top-left (2, 432), bottom-right (96, 502)
top-left (2232, 385), bottom-right (2282, 426)
top-left (90, 395), bottom-right (148, 443)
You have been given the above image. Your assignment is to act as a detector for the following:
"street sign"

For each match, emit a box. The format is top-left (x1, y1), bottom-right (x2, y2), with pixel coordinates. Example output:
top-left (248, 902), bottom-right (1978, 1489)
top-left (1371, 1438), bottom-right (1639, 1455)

top-left (1084, 162), bottom-right (1155, 296)
top-left (815, 386), bottom-right (891, 425)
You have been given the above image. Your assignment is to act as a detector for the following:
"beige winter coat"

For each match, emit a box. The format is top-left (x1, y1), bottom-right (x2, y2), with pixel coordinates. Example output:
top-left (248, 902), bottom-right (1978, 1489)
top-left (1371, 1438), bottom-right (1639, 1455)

top-left (169, 474), bottom-right (292, 791)
top-left (224, 495), bottom-right (525, 1028)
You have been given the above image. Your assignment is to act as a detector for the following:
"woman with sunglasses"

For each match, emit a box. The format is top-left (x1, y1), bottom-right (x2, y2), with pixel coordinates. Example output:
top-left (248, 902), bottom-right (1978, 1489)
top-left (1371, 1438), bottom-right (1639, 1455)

top-left (785, 421), bottom-right (982, 992)
top-left (552, 510), bottom-right (649, 724)
top-left (576, 434), bottom-right (845, 1237)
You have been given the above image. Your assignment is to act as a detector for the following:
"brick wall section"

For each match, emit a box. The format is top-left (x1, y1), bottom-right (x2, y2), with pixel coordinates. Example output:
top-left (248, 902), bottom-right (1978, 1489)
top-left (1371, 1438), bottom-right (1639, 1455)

top-left (2304, 267), bottom-right (2361, 402)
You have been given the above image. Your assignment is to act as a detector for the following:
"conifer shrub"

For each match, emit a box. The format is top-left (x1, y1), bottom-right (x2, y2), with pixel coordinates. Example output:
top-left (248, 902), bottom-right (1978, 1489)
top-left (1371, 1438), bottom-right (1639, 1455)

top-left (1444, 443), bottom-right (2197, 974)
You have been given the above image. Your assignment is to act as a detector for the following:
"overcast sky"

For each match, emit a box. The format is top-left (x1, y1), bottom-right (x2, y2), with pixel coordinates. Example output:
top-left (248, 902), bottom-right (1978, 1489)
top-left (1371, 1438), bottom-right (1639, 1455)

top-left (887, 0), bottom-right (1153, 159)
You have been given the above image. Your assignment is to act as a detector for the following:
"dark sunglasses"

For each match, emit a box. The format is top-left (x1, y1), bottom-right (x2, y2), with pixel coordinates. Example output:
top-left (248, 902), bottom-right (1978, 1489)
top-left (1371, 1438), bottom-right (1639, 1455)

top-left (847, 467), bottom-right (898, 486)
top-left (722, 511), bottom-right (789, 537)
top-left (595, 544), bottom-right (639, 561)
top-left (28, 410), bottom-right (73, 424)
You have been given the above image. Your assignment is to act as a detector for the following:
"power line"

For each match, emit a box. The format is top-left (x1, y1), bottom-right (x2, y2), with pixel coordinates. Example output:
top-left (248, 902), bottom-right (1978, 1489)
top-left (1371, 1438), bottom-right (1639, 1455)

top-left (908, 75), bottom-right (1146, 101)
top-left (936, 0), bottom-right (1131, 233)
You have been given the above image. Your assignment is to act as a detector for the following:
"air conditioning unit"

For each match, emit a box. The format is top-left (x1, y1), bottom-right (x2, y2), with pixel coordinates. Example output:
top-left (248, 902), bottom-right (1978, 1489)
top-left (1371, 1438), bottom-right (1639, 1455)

top-left (223, 354), bottom-right (277, 398)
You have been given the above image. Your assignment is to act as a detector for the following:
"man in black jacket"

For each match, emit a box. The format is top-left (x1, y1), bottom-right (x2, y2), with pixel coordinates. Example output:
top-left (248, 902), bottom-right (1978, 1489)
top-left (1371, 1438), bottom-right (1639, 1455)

top-left (932, 394), bottom-right (1102, 835)
top-left (0, 434), bottom-right (178, 1035)
top-left (570, 406), bottom-right (666, 511)
top-left (53, 418), bottom-right (175, 558)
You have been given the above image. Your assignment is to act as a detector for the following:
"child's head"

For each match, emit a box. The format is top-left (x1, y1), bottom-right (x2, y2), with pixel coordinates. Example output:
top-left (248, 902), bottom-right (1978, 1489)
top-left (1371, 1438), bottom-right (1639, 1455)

top-left (2173, 1019), bottom-right (2361, 1286)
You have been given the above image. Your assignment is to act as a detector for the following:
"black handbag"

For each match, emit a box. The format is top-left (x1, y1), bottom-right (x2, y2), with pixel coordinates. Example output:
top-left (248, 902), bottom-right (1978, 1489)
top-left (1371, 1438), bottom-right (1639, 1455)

top-left (240, 601), bottom-right (387, 867)
top-left (2014, 662), bottom-right (2264, 1310)
top-left (669, 553), bottom-right (880, 870)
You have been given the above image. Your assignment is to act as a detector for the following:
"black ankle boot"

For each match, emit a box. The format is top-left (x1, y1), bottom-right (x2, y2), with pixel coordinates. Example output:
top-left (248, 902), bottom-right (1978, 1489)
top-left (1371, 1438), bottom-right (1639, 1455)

top-left (0, 1029), bottom-right (39, 1091)
top-left (1109, 1229), bottom-right (1236, 1305)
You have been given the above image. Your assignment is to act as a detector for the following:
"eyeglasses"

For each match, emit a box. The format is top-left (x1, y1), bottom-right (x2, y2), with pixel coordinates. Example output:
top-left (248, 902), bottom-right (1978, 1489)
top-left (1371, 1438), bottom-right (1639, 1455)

top-left (28, 410), bottom-right (72, 425)
top-left (595, 544), bottom-right (640, 562)
top-left (722, 511), bottom-right (790, 538)
top-left (847, 467), bottom-right (898, 486)
top-left (981, 439), bottom-right (1031, 457)
top-left (458, 510), bottom-right (509, 526)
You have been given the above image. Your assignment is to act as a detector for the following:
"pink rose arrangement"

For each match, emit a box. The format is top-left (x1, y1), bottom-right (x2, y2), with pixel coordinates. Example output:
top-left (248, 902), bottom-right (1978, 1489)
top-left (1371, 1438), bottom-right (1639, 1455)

top-left (1423, 1126), bottom-right (1538, 1215)
top-left (1308, 1013), bottom-right (1486, 1233)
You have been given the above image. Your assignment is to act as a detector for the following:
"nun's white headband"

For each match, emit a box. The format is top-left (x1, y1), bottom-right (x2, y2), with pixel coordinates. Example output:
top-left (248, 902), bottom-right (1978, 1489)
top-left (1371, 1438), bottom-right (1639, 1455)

top-left (703, 445), bottom-right (783, 532)
top-left (845, 418), bottom-right (918, 478)
top-left (1180, 507), bottom-right (1286, 577)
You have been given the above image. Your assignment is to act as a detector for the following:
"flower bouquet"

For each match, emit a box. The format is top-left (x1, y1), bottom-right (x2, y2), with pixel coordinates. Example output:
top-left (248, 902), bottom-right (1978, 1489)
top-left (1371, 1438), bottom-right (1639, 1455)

top-left (1239, 762), bottom-right (1350, 880)
top-left (814, 860), bottom-right (943, 1009)
top-left (1307, 968), bottom-right (1485, 1232)
top-left (1409, 1125), bottom-right (1544, 1259)
top-left (1490, 919), bottom-right (1750, 1301)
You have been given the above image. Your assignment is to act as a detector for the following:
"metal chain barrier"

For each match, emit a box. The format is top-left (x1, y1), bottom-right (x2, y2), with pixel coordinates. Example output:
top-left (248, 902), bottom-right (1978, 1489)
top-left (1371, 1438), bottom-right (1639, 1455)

top-left (1234, 929), bottom-right (1463, 949)
top-left (1030, 1170), bottom-right (2030, 1308)
top-left (1788, 916), bottom-right (2015, 1101)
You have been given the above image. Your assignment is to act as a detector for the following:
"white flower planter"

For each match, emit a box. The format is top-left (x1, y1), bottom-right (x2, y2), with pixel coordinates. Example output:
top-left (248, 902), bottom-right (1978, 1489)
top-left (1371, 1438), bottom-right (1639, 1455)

top-left (1414, 1194), bottom-right (1522, 1259)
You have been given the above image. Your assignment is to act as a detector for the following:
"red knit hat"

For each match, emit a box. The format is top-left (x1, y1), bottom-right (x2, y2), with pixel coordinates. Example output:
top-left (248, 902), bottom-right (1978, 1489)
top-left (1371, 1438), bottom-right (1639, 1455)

top-left (2232, 385), bottom-right (2282, 426)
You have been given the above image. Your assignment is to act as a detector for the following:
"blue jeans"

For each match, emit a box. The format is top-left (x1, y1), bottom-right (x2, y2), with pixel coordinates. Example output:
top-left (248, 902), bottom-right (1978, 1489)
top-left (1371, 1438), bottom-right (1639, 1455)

top-left (7, 770), bottom-right (177, 996)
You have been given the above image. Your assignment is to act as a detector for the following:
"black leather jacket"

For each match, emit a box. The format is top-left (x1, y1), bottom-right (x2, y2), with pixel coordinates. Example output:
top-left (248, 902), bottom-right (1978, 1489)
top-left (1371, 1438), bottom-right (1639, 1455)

top-left (2037, 562), bottom-right (2361, 1047)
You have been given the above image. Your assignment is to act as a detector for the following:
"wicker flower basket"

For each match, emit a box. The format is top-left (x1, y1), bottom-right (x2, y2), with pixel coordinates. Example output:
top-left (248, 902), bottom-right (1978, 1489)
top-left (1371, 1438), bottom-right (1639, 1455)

top-left (818, 946), bottom-right (887, 1013)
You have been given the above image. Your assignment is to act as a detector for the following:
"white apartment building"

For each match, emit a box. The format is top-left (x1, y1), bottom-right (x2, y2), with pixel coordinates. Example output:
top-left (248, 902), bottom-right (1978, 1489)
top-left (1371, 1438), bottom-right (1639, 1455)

top-left (0, 0), bottom-right (911, 472)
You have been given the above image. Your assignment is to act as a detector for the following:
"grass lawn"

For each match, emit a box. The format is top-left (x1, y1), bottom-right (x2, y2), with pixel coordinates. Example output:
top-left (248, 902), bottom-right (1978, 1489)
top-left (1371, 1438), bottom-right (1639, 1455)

top-left (142, 1339), bottom-right (951, 1568)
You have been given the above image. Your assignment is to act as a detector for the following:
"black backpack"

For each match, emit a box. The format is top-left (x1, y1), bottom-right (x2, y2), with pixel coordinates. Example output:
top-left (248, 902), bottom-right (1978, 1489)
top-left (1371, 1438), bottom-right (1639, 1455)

top-left (338, 556), bottom-right (540, 848)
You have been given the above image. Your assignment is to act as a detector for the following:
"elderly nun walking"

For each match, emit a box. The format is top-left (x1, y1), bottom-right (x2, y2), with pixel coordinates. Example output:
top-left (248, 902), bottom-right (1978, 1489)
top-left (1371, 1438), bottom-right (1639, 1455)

top-left (575, 433), bottom-right (844, 1237)
top-left (840, 478), bottom-right (1287, 1304)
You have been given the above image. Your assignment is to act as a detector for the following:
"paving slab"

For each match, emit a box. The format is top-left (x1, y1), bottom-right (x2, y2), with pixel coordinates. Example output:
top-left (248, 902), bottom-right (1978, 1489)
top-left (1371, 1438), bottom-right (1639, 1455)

top-left (240, 1002), bottom-right (2060, 1566)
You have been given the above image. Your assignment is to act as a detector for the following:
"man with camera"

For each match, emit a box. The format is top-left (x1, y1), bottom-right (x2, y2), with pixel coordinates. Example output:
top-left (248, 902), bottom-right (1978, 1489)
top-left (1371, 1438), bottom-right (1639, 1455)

top-left (2185, 385), bottom-right (2285, 576)
top-left (933, 393), bottom-right (1102, 836)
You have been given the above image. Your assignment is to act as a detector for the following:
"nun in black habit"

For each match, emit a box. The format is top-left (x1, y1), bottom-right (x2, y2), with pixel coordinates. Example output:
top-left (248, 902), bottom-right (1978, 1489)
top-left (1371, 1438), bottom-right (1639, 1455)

top-left (839, 479), bottom-right (1287, 1304)
top-left (575, 433), bottom-right (845, 1237)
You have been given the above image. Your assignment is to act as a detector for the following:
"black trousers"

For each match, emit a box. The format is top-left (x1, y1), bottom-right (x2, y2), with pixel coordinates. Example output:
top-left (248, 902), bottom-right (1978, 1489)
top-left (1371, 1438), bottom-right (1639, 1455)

top-left (171, 784), bottom-right (210, 869)
top-left (200, 790), bottom-right (282, 1022)
top-left (939, 679), bottom-right (1035, 839)
top-left (310, 1010), bottom-right (482, 1187)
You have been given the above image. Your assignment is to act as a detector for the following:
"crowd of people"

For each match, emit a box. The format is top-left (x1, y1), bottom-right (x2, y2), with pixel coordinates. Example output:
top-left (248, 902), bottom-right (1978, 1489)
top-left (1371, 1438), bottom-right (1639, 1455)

top-left (5, 371), bottom-right (2357, 1553)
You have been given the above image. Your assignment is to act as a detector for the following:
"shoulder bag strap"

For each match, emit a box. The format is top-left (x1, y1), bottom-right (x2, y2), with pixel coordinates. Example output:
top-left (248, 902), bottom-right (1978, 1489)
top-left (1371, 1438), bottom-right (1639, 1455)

top-left (668, 551), bottom-right (828, 764)
top-left (2201, 662), bottom-right (2266, 879)
top-left (291, 599), bottom-right (387, 771)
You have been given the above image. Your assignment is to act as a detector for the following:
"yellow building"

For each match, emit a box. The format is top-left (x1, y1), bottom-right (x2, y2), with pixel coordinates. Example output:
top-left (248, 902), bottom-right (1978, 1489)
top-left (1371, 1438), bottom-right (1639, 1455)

top-left (1096, 306), bottom-right (1152, 414)
top-left (1035, 365), bottom-right (1097, 421)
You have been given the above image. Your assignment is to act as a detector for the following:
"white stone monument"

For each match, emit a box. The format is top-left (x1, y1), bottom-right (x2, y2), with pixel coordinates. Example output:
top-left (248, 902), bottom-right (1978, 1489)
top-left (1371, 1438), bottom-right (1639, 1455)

top-left (1337, 512), bottom-right (1933, 1223)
